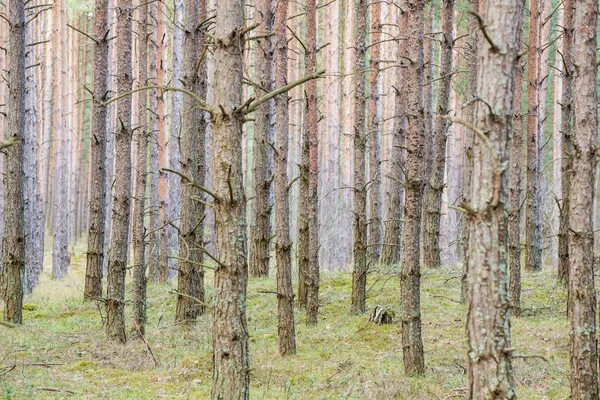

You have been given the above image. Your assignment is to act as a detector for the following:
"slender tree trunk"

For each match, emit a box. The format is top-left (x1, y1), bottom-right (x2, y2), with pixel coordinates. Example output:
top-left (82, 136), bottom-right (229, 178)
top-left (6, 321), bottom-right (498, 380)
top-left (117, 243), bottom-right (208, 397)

top-left (525, 0), bottom-right (543, 272)
top-left (460, 0), bottom-right (479, 302)
top-left (24, 3), bottom-right (43, 294)
top-left (367, 1), bottom-right (382, 263)
top-left (132, 0), bottom-right (149, 334)
top-left (2, 0), bottom-right (26, 324)
top-left (400, 0), bottom-right (426, 375)
top-left (249, 0), bottom-right (274, 279)
top-left (102, 0), bottom-right (116, 279)
top-left (176, 0), bottom-right (207, 324)
top-left (52, 0), bottom-right (69, 280)
top-left (84, 0), bottom-right (109, 301)
top-left (466, 0), bottom-right (522, 395)
top-left (568, 0), bottom-right (598, 396)
top-left (40, 9), bottom-right (53, 244)
top-left (273, 0), bottom-right (296, 355)
top-left (167, 0), bottom-right (183, 278)
top-left (421, 4), bottom-right (434, 191)
top-left (156, 2), bottom-right (168, 282)
top-left (422, 0), bottom-right (454, 270)
top-left (351, 0), bottom-right (368, 315)
top-left (106, 0), bottom-right (133, 343)
top-left (380, 9), bottom-right (408, 266)
top-left (552, 2), bottom-right (562, 272)
top-left (303, 0), bottom-right (319, 319)
top-left (147, 1), bottom-right (159, 282)
top-left (558, 0), bottom-right (573, 287)
top-left (509, 22), bottom-right (525, 316)
top-left (210, 1), bottom-right (250, 397)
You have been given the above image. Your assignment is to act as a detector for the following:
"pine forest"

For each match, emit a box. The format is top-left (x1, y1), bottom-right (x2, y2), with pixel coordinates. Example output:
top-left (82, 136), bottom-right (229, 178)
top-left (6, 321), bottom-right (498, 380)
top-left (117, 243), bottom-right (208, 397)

top-left (0, 0), bottom-right (599, 398)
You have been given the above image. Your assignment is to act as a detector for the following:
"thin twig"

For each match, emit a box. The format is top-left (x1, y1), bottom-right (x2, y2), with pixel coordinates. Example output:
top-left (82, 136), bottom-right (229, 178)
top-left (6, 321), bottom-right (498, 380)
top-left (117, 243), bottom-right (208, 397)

top-left (133, 320), bottom-right (159, 366)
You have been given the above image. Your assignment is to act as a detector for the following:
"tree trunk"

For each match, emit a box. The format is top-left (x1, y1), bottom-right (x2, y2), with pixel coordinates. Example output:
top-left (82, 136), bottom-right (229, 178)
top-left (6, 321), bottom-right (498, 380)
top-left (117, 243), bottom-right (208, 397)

top-left (24, 2), bottom-right (43, 294)
top-left (176, 0), bottom-right (207, 324)
top-left (304, 0), bottom-right (320, 320)
top-left (249, 0), bottom-right (274, 279)
top-left (568, 0), bottom-right (598, 396)
top-left (525, 0), bottom-right (543, 272)
top-left (508, 22), bottom-right (525, 316)
top-left (367, 1), bottom-right (382, 263)
top-left (421, 0), bottom-right (454, 270)
top-left (2, 0), bottom-right (26, 324)
top-left (106, 0), bottom-right (133, 343)
top-left (272, 0), bottom-right (296, 355)
top-left (400, 0), bottom-right (426, 375)
top-left (147, 0), bottom-right (159, 282)
top-left (132, 0), bottom-right (149, 334)
top-left (460, 0), bottom-right (479, 302)
top-left (85, 0), bottom-right (109, 301)
top-left (466, 0), bottom-right (522, 395)
top-left (351, 0), bottom-right (368, 315)
top-left (167, 0), bottom-right (183, 279)
top-left (421, 4), bottom-right (435, 193)
top-left (51, 0), bottom-right (69, 280)
top-left (557, 0), bottom-right (573, 287)
top-left (380, 8), bottom-right (408, 266)
top-left (210, 1), bottom-right (250, 397)
top-left (156, 1), bottom-right (169, 282)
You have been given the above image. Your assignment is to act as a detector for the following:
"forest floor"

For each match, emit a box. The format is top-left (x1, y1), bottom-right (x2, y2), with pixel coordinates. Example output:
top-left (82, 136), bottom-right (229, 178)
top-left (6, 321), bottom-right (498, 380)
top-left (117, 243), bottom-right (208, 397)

top-left (1, 243), bottom-right (569, 399)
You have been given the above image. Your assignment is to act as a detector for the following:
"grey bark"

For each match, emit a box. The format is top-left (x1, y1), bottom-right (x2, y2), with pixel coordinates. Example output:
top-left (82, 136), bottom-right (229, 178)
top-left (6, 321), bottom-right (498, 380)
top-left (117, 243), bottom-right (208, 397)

top-left (84, 0), bottom-right (110, 300)
top-left (421, 0), bottom-right (454, 270)
top-left (351, 0), bottom-right (368, 315)
top-left (210, 0), bottom-right (250, 397)
top-left (465, 0), bottom-right (522, 395)
top-left (106, 0), bottom-right (133, 343)
top-left (273, 0), bottom-right (296, 355)
top-left (400, 0), bottom-right (426, 375)
top-left (249, 0), bottom-right (274, 279)
top-left (2, 0), bottom-right (26, 324)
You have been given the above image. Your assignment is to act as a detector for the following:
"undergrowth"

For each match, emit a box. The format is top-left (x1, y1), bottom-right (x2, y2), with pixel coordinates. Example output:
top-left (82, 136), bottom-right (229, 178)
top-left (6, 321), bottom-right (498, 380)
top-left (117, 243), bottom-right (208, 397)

top-left (0, 243), bottom-right (569, 399)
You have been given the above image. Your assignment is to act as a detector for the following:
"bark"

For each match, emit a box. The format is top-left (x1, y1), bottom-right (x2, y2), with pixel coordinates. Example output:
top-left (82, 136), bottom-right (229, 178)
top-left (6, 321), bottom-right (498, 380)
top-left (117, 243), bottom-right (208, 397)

top-left (85, 0), bottom-right (109, 301)
top-left (400, 0), bottom-right (426, 375)
top-left (2, 0), bottom-right (26, 324)
top-left (51, 0), bottom-right (69, 280)
top-left (461, 0), bottom-right (479, 302)
top-left (249, 0), bottom-right (274, 279)
top-left (557, 0), bottom-right (573, 287)
top-left (273, 0), bottom-right (296, 355)
top-left (552, 8), bottom-right (563, 273)
top-left (367, 1), bottom-right (382, 263)
top-left (176, 0), bottom-right (207, 324)
top-left (508, 23), bottom-right (525, 316)
top-left (24, 3), bottom-right (43, 294)
top-left (210, 1), bottom-right (250, 397)
top-left (380, 8), bottom-right (408, 266)
top-left (466, 0), bottom-right (522, 395)
top-left (147, 1), bottom-right (159, 282)
top-left (156, 2), bottom-right (168, 282)
top-left (568, 0), bottom-right (598, 396)
top-left (40, 9), bottom-right (52, 246)
top-left (351, 0), bottom-right (368, 315)
top-left (525, 0), bottom-right (543, 272)
top-left (132, 0), bottom-right (149, 334)
top-left (304, 0), bottom-right (320, 321)
top-left (106, 0), bottom-right (133, 343)
top-left (422, 5), bottom-right (435, 190)
top-left (102, 0), bottom-right (115, 278)
top-left (168, 0), bottom-right (183, 279)
top-left (422, 0), bottom-right (454, 270)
